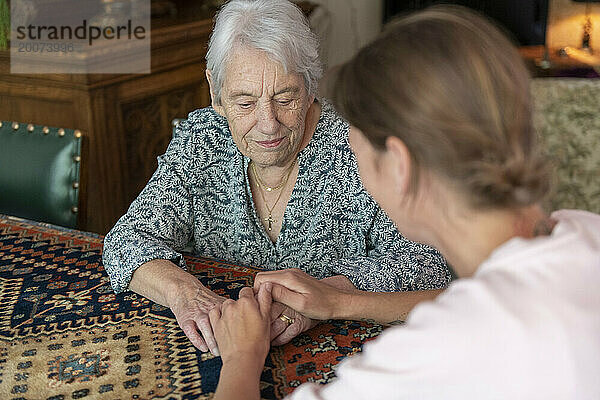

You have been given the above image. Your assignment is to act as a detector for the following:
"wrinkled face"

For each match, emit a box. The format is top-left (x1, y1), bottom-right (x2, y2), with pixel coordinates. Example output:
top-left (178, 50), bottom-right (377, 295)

top-left (213, 47), bottom-right (314, 167)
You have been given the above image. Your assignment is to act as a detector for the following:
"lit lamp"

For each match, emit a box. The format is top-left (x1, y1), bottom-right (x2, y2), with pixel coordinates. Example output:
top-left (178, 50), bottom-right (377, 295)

top-left (572, 0), bottom-right (600, 54)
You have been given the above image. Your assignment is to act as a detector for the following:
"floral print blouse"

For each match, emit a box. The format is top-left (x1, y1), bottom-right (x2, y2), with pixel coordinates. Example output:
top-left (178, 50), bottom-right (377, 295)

top-left (102, 100), bottom-right (451, 293)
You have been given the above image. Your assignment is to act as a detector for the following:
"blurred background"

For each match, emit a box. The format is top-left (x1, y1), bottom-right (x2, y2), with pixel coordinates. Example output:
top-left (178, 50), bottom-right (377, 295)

top-left (0, 0), bottom-right (599, 234)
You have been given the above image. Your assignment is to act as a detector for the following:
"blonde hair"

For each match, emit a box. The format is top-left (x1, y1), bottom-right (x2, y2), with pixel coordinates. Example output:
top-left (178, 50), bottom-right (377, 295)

top-left (333, 6), bottom-right (550, 209)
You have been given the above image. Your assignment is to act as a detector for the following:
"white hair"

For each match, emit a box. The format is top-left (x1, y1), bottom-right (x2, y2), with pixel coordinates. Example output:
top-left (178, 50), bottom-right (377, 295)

top-left (206, 0), bottom-right (322, 103)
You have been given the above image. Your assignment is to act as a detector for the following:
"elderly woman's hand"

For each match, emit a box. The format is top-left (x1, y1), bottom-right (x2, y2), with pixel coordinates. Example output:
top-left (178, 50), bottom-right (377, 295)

top-left (168, 280), bottom-right (226, 356)
top-left (269, 301), bottom-right (318, 346)
top-left (209, 285), bottom-right (273, 365)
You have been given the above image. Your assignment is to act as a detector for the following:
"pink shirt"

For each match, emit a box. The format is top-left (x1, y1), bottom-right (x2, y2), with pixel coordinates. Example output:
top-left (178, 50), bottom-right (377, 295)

top-left (288, 210), bottom-right (600, 400)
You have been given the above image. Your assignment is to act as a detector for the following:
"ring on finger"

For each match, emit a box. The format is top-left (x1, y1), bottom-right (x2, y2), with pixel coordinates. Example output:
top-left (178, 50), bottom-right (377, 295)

top-left (279, 314), bottom-right (295, 325)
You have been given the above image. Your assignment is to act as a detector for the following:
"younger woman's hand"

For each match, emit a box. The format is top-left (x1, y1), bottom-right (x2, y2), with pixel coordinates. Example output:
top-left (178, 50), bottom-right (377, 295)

top-left (254, 269), bottom-right (354, 321)
top-left (209, 284), bottom-right (273, 365)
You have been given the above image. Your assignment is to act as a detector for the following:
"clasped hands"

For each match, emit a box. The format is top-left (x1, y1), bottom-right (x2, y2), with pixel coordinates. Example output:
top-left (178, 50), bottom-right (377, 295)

top-left (170, 269), bottom-right (353, 358)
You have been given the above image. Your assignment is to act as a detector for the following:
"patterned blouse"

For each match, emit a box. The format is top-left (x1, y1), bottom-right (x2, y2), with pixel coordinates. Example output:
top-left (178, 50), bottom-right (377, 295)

top-left (102, 100), bottom-right (451, 293)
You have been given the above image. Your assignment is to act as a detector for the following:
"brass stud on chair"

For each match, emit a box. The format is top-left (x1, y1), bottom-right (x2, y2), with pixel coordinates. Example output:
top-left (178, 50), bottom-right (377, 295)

top-left (58, 128), bottom-right (65, 137)
top-left (73, 155), bottom-right (81, 162)
top-left (0, 121), bottom-right (3, 128)
top-left (74, 130), bottom-right (82, 138)
top-left (43, 126), bottom-right (50, 134)
top-left (72, 182), bottom-right (79, 189)
top-left (71, 206), bottom-right (78, 213)
top-left (12, 122), bottom-right (19, 130)
top-left (27, 124), bottom-right (35, 132)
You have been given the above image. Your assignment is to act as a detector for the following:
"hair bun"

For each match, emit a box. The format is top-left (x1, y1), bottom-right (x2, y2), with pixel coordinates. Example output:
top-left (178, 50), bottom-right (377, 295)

top-left (512, 186), bottom-right (533, 205)
top-left (468, 154), bottom-right (551, 208)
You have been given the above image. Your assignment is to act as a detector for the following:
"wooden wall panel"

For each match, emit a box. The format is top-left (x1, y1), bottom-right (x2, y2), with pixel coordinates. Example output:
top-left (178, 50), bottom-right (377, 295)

top-left (0, 96), bottom-right (77, 128)
top-left (0, 15), bottom-right (214, 234)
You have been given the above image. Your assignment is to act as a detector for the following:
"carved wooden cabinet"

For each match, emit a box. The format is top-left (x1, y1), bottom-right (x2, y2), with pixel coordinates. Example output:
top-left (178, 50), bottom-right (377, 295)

top-left (0, 11), bottom-right (215, 234)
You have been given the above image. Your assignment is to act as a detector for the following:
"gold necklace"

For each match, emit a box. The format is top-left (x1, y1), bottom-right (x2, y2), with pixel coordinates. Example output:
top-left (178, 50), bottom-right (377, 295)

top-left (250, 161), bottom-right (294, 192)
top-left (250, 160), bottom-right (296, 231)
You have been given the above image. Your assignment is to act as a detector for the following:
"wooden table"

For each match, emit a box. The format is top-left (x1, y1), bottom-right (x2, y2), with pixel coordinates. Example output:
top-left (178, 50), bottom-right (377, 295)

top-left (0, 7), bottom-right (215, 234)
top-left (0, 214), bottom-right (385, 399)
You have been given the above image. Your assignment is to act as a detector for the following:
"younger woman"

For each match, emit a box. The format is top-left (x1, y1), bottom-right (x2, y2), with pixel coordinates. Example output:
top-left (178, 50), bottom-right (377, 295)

top-left (210, 6), bottom-right (600, 399)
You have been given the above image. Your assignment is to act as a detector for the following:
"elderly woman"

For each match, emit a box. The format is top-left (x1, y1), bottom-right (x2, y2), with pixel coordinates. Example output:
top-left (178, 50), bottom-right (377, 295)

top-left (102, 0), bottom-right (449, 357)
top-left (208, 6), bottom-right (600, 400)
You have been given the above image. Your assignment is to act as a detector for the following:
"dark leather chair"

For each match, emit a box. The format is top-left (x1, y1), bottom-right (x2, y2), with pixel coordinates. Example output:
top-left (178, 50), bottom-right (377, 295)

top-left (0, 121), bottom-right (82, 228)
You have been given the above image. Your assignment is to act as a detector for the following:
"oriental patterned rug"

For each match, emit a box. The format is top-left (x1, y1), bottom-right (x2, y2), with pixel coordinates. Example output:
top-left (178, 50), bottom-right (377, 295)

top-left (0, 215), bottom-right (384, 399)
